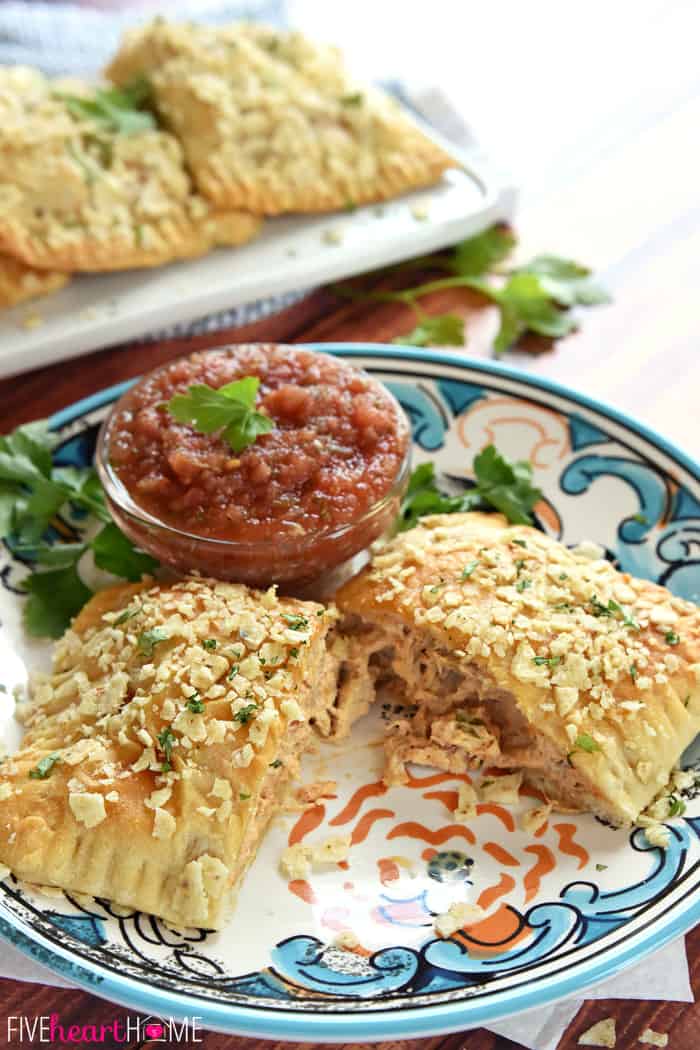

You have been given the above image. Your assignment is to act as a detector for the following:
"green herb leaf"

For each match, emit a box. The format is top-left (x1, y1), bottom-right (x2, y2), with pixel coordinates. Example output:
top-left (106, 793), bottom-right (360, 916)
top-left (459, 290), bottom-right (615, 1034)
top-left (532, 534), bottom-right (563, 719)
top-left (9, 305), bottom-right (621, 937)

top-left (588, 596), bottom-right (639, 630)
top-left (340, 92), bottom-right (363, 106)
top-left (157, 726), bottom-right (176, 771)
top-left (282, 613), bottom-right (309, 632)
top-left (533, 655), bottom-right (561, 667)
top-left (202, 638), bottom-right (217, 650)
top-left (90, 522), bottom-right (158, 581)
top-left (239, 791), bottom-right (251, 801)
top-left (460, 560), bottom-right (479, 580)
top-left (185, 692), bottom-right (205, 714)
top-left (269, 758), bottom-right (283, 769)
top-left (114, 605), bottom-right (141, 627)
top-left (398, 461), bottom-right (468, 532)
top-left (630, 663), bottom-right (638, 682)
top-left (595, 863), bottom-right (608, 872)
top-left (451, 224), bottom-right (516, 277)
top-left (29, 752), bottom-right (62, 779)
top-left (517, 255), bottom-right (611, 308)
top-left (21, 566), bottom-right (92, 639)
top-left (167, 376), bottom-right (274, 453)
top-left (137, 628), bottom-right (169, 658)
top-left (667, 795), bottom-right (686, 817)
top-left (393, 313), bottom-right (464, 348)
top-left (516, 578), bottom-right (532, 593)
top-left (665, 630), bottom-right (680, 646)
top-left (574, 733), bottom-right (600, 754)
top-left (58, 78), bottom-right (156, 137)
top-left (472, 444), bottom-right (542, 525)
top-left (233, 703), bottom-right (258, 725)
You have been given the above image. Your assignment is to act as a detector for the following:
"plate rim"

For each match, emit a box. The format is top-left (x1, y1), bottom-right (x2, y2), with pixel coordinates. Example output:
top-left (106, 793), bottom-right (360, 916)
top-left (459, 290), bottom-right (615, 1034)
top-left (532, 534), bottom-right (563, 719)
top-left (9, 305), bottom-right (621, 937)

top-left (2, 342), bottom-right (698, 1040)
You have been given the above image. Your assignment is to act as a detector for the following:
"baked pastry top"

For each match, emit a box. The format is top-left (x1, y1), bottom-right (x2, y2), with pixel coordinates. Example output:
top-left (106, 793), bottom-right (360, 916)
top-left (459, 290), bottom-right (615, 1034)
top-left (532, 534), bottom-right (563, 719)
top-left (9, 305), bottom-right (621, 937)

top-left (106, 20), bottom-right (455, 214)
top-left (0, 577), bottom-right (340, 928)
top-left (335, 512), bottom-right (700, 824)
top-left (0, 66), bottom-right (261, 272)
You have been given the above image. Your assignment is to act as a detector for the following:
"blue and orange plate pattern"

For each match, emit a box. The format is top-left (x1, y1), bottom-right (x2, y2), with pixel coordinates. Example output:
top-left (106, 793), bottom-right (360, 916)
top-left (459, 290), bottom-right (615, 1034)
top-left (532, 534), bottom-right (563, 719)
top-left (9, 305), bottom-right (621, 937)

top-left (0, 345), bottom-right (699, 1041)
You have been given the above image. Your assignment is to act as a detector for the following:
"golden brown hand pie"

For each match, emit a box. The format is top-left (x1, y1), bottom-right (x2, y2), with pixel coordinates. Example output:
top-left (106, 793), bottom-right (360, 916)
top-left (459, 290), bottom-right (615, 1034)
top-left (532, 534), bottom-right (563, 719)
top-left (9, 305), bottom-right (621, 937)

top-left (0, 66), bottom-right (261, 272)
top-left (0, 578), bottom-right (343, 928)
top-left (335, 512), bottom-right (700, 825)
top-left (106, 21), bottom-right (456, 215)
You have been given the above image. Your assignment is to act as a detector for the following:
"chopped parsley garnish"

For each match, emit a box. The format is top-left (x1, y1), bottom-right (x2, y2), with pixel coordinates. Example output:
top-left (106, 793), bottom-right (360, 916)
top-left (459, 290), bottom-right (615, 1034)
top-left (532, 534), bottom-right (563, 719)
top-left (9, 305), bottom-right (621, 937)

top-left (574, 733), bottom-right (600, 754)
top-left (630, 663), bottom-right (638, 681)
top-left (665, 630), bottom-right (680, 646)
top-left (114, 605), bottom-right (141, 626)
top-left (288, 647), bottom-right (299, 659)
top-left (513, 539), bottom-right (527, 548)
top-left (460, 560), bottom-right (479, 580)
top-left (233, 703), bottom-right (258, 725)
top-left (185, 692), bottom-right (204, 714)
top-left (239, 792), bottom-right (251, 801)
top-left (516, 578), bottom-right (532, 593)
top-left (588, 596), bottom-right (639, 630)
top-left (269, 759), bottom-right (283, 769)
top-left (167, 376), bottom-right (274, 454)
top-left (399, 445), bottom-right (541, 532)
top-left (29, 752), bottom-right (61, 779)
top-left (595, 863), bottom-right (608, 872)
top-left (202, 638), bottom-right (217, 650)
top-left (156, 727), bottom-right (176, 771)
top-left (137, 628), bottom-right (169, 658)
top-left (532, 656), bottom-right (561, 667)
top-left (283, 613), bottom-right (309, 631)
top-left (228, 664), bottom-right (240, 680)
top-left (340, 92), bottom-right (363, 106)
top-left (515, 558), bottom-right (526, 574)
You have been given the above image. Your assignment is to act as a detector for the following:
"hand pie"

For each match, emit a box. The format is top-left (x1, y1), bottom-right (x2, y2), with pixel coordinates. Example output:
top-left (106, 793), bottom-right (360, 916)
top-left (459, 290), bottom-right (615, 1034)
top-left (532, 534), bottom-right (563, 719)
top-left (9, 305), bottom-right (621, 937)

top-left (0, 254), bottom-right (68, 308)
top-left (335, 512), bottom-right (700, 825)
top-left (106, 21), bottom-right (456, 214)
top-left (0, 66), bottom-right (261, 272)
top-left (0, 578), bottom-right (343, 929)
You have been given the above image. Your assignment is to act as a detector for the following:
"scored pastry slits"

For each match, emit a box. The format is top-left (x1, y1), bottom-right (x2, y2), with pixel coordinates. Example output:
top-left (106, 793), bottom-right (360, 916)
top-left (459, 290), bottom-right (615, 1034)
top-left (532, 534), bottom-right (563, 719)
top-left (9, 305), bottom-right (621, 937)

top-left (0, 66), bottom-right (261, 272)
top-left (106, 21), bottom-right (456, 215)
top-left (335, 512), bottom-right (700, 825)
top-left (0, 254), bottom-right (69, 308)
top-left (0, 578), bottom-right (344, 929)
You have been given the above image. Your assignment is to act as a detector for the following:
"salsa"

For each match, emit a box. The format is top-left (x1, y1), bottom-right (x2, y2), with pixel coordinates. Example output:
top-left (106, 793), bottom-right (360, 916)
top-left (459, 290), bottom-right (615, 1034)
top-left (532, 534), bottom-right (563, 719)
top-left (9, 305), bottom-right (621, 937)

top-left (99, 345), bottom-right (410, 585)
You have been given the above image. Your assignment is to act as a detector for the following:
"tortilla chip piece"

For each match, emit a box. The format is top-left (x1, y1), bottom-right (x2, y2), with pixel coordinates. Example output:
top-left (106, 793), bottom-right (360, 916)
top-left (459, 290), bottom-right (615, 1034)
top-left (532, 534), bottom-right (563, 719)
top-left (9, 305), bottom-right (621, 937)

top-left (0, 66), bottom-right (261, 271)
top-left (0, 254), bottom-right (68, 309)
top-left (106, 21), bottom-right (456, 214)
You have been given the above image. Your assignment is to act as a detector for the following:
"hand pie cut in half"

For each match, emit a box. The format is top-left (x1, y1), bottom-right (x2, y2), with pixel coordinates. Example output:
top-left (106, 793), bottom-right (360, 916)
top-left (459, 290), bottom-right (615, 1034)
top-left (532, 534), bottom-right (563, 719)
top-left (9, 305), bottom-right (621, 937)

top-left (335, 512), bottom-right (700, 825)
top-left (0, 66), bottom-right (261, 272)
top-left (106, 21), bottom-right (456, 214)
top-left (0, 578), bottom-right (348, 929)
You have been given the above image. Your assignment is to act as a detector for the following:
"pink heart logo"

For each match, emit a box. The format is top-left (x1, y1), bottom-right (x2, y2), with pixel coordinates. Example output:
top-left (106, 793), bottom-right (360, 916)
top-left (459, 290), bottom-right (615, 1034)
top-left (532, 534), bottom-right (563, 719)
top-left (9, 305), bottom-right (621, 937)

top-left (145, 1023), bottom-right (164, 1038)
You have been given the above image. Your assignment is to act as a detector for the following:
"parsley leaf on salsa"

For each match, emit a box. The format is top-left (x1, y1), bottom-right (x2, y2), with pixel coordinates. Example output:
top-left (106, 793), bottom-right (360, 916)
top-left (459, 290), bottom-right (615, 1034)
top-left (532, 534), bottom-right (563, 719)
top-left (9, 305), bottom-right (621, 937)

top-left (167, 376), bottom-right (274, 453)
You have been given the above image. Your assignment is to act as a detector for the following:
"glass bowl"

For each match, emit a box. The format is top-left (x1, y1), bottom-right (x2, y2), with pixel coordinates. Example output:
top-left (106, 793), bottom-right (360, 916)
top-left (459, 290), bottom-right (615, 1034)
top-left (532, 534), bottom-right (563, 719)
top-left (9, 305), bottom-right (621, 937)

top-left (95, 350), bottom-right (411, 594)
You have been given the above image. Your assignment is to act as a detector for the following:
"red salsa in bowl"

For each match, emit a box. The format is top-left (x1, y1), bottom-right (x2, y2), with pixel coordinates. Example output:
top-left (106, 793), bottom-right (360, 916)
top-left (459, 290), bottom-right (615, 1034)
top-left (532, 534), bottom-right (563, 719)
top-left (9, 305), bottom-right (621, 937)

top-left (96, 345), bottom-right (410, 587)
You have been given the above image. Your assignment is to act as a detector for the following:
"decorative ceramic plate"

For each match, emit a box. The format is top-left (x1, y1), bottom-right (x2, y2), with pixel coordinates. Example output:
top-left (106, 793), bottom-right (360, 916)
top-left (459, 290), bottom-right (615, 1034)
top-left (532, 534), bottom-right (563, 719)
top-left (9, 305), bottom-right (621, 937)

top-left (1, 345), bottom-right (699, 1042)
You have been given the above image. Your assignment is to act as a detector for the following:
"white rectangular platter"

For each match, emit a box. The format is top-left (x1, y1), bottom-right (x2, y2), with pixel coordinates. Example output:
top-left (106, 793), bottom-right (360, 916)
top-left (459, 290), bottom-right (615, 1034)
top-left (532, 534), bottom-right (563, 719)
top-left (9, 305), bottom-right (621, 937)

top-left (0, 148), bottom-right (516, 379)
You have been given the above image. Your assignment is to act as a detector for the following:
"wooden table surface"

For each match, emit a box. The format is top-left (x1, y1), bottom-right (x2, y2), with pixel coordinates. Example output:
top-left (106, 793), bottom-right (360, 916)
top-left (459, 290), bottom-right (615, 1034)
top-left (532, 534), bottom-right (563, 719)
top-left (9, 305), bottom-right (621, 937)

top-left (2, 4), bottom-right (700, 1044)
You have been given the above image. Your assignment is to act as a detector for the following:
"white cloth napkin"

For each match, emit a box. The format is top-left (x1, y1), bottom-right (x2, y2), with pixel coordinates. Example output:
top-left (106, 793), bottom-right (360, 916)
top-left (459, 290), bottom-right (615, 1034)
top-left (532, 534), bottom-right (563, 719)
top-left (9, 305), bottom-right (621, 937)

top-left (0, 936), bottom-right (692, 1048)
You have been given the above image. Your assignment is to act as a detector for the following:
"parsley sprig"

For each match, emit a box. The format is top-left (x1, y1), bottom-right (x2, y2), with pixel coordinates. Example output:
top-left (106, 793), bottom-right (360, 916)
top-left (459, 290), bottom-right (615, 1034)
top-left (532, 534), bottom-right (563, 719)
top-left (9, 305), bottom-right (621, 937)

top-left (167, 376), bottom-right (274, 453)
top-left (0, 420), bottom-right (159, 638)
top-left (334, 224), bottom-right (609, 354)
top-left (400, 444), bottom-right (541, 532)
